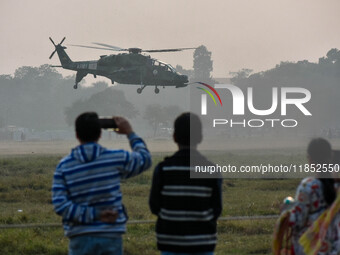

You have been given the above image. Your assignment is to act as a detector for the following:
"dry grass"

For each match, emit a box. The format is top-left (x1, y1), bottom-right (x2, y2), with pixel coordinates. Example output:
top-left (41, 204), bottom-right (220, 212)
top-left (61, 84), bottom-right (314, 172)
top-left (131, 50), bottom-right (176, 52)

top-left (0, 148), bottom-right (304, 254)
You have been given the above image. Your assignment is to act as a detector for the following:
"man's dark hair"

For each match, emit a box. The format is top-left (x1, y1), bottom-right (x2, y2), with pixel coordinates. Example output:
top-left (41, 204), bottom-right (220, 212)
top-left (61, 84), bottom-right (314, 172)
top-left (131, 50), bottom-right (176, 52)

top-left (75, 112), bottom-right (101, 143)
top-left (308, 138), bottom-right (335, 206)
top-left (174, 112), bottom-right (202, 146)
top-left (307, 138), bottom-right (332, 164)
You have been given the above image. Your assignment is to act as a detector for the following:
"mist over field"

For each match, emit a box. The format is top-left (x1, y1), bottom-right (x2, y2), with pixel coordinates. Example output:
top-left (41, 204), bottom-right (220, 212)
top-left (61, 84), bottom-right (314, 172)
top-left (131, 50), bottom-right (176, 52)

top-left (0, 47), bottom-right (339, 145)
top-left (0, 65), bottom-right (188, 139)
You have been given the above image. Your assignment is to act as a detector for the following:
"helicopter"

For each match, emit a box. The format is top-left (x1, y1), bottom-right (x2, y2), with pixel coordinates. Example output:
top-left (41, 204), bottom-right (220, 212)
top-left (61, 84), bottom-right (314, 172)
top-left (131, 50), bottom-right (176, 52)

top-left (49, 37), bottom-right (196, 94)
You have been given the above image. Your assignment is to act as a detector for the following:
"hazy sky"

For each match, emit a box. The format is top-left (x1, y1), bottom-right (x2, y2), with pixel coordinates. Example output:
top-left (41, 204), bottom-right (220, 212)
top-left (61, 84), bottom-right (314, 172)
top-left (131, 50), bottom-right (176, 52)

top-left (1, 0), bottom-right (340, 80)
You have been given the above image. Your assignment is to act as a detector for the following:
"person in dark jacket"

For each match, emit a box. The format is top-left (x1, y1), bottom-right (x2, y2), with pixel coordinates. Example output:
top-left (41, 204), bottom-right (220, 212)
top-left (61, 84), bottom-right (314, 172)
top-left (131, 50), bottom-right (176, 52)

top-left (149, 112), bottom-right (222, 255)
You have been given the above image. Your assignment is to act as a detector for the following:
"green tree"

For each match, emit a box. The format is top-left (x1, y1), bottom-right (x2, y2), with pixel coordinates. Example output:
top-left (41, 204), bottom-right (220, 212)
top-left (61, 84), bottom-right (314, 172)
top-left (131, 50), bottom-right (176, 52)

top-left (37, 64), bottom-right (62, 79)
top-left (162, 105), bottom-right (182, 126)
top-left (175, 65), bottom-right (194, 79)
top-left (91, 81), bottom-right (109, 90)
top-left (319, 48), bottom-right (340, 64)
top-left (14, 66), bottom-right (40, 80)
top-left (0, 65), bottom-right (117, 130)
top-left (326, 48), bottom-right (340, 64)
top-left (144, 104), bottom-right (183, 136)
top-left (193, 45), bottom-right (213, 80)
top-left (229, 68), bottom-right (253, 83)
top-left (144, 104), bottom-right (164, 136)
top-left (64, 88), bottom-right (138, 126)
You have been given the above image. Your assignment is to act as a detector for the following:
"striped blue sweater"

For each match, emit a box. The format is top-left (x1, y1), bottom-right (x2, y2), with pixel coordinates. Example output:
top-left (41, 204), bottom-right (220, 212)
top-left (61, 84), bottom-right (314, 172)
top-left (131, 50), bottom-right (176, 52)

top-left (52, 133), bottom-right (151, 237)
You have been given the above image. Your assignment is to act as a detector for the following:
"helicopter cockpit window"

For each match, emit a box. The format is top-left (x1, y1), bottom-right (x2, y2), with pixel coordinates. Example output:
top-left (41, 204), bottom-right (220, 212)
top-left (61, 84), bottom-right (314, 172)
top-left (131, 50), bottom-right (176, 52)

top-left (166, 64), bottom-right (176, 73)
top-left (154, 60), bottom-right (176, 73)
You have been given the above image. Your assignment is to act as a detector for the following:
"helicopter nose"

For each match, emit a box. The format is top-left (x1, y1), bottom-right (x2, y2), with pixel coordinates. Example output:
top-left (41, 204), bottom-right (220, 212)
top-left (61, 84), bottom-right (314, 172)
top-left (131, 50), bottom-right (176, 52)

top-left (180, 74), bottom-right (188, 83)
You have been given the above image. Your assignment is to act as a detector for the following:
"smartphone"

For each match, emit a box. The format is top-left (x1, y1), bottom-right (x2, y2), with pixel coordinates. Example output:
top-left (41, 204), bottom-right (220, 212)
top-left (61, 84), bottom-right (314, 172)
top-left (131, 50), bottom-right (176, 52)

top-left (99, 118), bottom-right (117, 129)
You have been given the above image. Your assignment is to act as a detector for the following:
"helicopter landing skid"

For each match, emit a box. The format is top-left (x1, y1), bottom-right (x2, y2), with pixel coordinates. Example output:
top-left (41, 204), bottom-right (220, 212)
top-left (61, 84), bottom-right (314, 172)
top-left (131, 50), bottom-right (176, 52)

top-left (137, 85), bottom-right (146, 94)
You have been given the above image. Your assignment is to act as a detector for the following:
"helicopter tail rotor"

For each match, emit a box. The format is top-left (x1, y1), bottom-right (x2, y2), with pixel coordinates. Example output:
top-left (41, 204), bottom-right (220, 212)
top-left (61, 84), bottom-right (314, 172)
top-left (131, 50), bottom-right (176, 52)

top-left (49, 50), bottom-right (57, 60)
top-left (59, 37), bottom-right (66, 45)
top-left (49, 37), bottom-right (66, 59)
top-left (49, 37), bottom-right (56, 46)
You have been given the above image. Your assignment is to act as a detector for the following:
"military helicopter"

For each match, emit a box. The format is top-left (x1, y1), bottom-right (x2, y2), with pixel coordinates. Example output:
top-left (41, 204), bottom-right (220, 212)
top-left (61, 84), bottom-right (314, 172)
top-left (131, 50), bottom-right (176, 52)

top-left (49, 37), bottom-right (196, 94)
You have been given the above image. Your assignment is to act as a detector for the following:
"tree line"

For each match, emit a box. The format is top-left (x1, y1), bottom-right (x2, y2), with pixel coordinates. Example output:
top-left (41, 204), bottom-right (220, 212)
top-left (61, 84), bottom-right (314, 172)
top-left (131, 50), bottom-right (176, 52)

top-left (0, 47), bottom-right (338, 136)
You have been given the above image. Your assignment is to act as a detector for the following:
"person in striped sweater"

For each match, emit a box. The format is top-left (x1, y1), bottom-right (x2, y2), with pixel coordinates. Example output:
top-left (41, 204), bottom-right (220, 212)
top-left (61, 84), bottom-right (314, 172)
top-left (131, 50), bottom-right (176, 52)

top-left (149, 112), bottom-right (222, 255)
top-left (52, 112), bottom-right (151, 255)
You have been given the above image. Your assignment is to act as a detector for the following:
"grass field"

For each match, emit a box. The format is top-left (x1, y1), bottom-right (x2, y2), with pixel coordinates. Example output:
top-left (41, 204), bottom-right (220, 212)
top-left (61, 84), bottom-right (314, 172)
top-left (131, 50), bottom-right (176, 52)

top-left (0, 151), bottom-right (304, 255)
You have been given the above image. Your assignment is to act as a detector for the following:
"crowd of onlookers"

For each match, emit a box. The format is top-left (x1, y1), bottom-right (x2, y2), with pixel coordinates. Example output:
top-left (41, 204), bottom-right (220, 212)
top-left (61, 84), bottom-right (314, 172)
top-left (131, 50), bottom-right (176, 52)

top-left (51, 111), bottom-right (339, 255)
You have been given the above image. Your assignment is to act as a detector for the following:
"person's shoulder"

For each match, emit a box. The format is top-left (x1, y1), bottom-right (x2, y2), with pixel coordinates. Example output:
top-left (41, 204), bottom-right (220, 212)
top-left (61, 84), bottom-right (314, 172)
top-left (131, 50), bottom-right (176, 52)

top-left (56, 153), bottom-right (75, 169)
top-left (155, 151), bottom-right (186, 169)
top-left (191, 149), bottom-right (213, 166)
top-left (296, 177), bottom-right (322, 199)
top-left (158, 149), bottom-right (212, 167)
top-left (156, 154), bottom-right (174, 168)
top-left (101, 147), bottom-right (145, 166)
top-left (97, 143), bottom-right (129, 157)
top-left (100, 148), bottom-right (126, 156)
top-left (300, 177), bottom-right (321, 187)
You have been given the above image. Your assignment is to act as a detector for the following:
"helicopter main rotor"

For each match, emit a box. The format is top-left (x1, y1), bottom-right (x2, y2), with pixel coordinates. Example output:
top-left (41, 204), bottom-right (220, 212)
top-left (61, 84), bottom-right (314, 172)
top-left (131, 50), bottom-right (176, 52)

top-left (69, 42), bottom-right (197, 54)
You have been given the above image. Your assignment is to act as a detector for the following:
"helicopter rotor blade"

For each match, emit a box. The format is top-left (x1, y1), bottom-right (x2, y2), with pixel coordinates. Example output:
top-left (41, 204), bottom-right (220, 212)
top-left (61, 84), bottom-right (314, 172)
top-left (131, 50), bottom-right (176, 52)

top-left (69, 42), bottom-right (197, 54)
top-left (49, 37), bottom-right (56, 46)
top-left (59, 37), bottom-right (66, 45)
top-left (69, 44), bottom-right (122, 51)
top-left (92, 42), bottom-right (125, 51)
top-left (143, 47), bottom-right (197, 53)
top-left (49, 50), bottom-right (57, 59)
